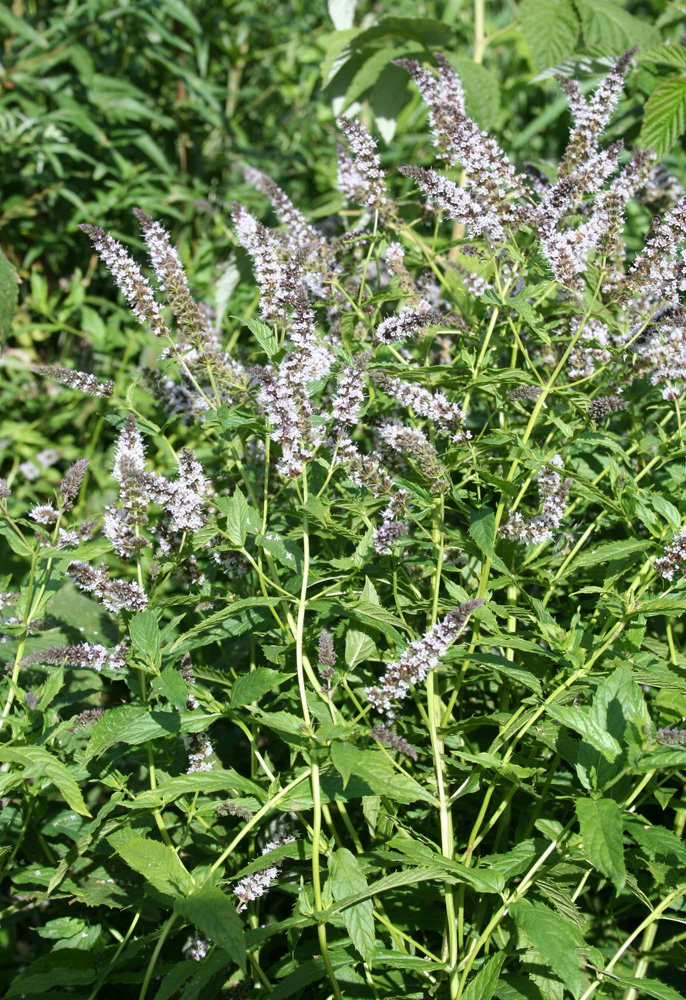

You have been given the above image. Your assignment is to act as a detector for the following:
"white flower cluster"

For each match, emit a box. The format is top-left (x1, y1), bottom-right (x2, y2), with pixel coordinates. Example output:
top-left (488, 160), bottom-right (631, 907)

top-left (233, 834), bottom-right (296, 912)
top-left (655, 530), bottom-right (686, 581)
top-left (184, 733), bottom-right (214, 774)
top-left (500, 455), bottom-right (571, 545)
top-left (337, 116), bottom-right (390, 217)
top-left (331, 353), bottom-right (369, 427)
top-left (79, 224), bottom-right (168, 337)
top-left (375, 300), bottom-right (442, 344)
top-left (373, 372), bottom-right (467, 437)
top-left (20, 641), bottom-right (127, 672)
top-left (34, 365), bottom-right (114, 398)
top-left (366, 600), bottom-right (484, 718)
top-left (67, 561), bottom-right (148, 614)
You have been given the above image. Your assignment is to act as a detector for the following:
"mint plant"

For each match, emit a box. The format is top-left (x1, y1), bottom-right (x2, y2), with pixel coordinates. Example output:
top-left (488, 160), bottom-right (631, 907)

top-left (2, 48), bottom-right (686, 1000)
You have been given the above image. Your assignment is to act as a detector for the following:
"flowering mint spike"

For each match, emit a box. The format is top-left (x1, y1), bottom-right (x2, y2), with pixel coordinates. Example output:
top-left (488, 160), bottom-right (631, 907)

top-left (133, 208), bottom-right (215, 349)
top-left (500, 455), bottom-right (571, 545)
top-left (370, 723), bottom-right (418, 761)
top-left (337, 116), bottom-right (391, 218)
top-left (20, 641), bottom-right (127, 671)
top-left (33, 365), bottom-right (114, 398)
top-left (655, 530), bottom-right (686, 581)
top-left (241, 166), bottom-right (323, 248)
top-left (233, 834), bottom-right (295, 912)
top-left (59, 459), bottom-right (89, 511)
top-left (366, 600), bottom-right (484, 718)
top-left (79, 224), bottom-right (169, 338)
top-left (558, 49), bottom-right (637, 175)
top-left (67, 561), bottom-right (148, 614)
top-left (331, 353), bottom-right (369, 427)
top-left (372, 372), bottom-right (468, 438)
top-left (232, 201), bottom-right (283, 322)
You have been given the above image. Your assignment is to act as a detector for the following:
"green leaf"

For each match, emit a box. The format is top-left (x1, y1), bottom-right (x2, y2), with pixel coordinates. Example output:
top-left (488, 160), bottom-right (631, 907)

top-left (447, 57), bottom-right (501, 131)
top-left (129, 769), bottom-right (264, 810)
top-left (218, 487), bottom-right (251, 547)
top-left (330, 743), bottom-right (435, 803)
top-left (599, 973), bottom-right (685, 1000)
top-left (546, 705), bottom-right (622, 761)
top-left (510, 899), bottom-right (583, 998)
top-left (345, 628), bottom-right (377, 668)
top-left (83, 706), bottom-right (218, 763)
top-left (469, 505), bottom-right (496, 557)
top-left (640, 75), bottom-right (686, 160)
top-left (0, 746), bottom-right (90, 817)
top-left (641, 43), bottom-right (686, 72)
top-left (463, 951), bottom-right (507, 1000)
top-left (571, 538), bottom-right (650, 569)
top-left (328, 848), bottom-right (376, 964)
top-left (0, 249), bottom-right (18, 352)
top-left (519, 0), bottom-right (579, 70)
top-left (230, 666), bottom-right (283, 707)
top-left (235, 315), bottom-right (278, 358)
top-left (576, 797), bottom-right (626, 892)
top-left (175, 885), bottom-right (246, 971)
top-left (575, 0), bottom-right (659, 51)
top-left (129, 610), bottom-right (161, 670)
top-left (110, 833), bottom-right (194, 897)
top-left (255, 532), bottom-right (304, 571)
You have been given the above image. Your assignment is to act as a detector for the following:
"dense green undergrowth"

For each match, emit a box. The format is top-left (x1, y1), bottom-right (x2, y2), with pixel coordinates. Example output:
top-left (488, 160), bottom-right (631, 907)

top-left (3, 2), bottom-right (686, 1000)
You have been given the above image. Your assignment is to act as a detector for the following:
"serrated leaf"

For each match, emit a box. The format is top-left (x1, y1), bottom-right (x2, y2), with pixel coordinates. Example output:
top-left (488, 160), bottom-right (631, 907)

top-left (519, 0), bottom-right (579, 70)
top-left (330, 743), bottom-right (434, 803)
top-left (640, 75), bottom-right (686, 160)
top-left (234, 315), bottom-right (278, 357)
top-left (448, 57), bottom-right (501, 131)
top-left (510, 899), bottom-right (583, 998)
top-left (328, 848), bottom-right (375, 964)
top-left (217, 487), bottom-right (251, 546)
top-left (111, 833), bottom-right (194, 897)
top-left (175, 885), bottom-right (246, 970)
top-left (571, 538), bottom-right (650, 569)
top-left (463, 951), bottom-right (506, 1000)
top-left (129, 610), bottom-right (161, 670)
top-left (546, 705), bottom-right (622, 761)
top-left (469, 505), bottom-right (496, 557)
top-left (0, 746), bottom-right (91, 817)
top-left (345, 627), bottom-right (377, 668)
top-left (576, 797), bottom-right (626, 892)
top-left (230, 666), bottom-right (283, 707)
top-left (83, 705), bottom-right (218, 763)
top-left (130, 768), bottom-right (264, 810)
top-left (575, 0), bottom-right (659, 51)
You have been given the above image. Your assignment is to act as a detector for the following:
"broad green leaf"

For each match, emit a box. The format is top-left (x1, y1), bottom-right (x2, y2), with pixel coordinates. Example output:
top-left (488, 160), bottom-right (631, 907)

top-left (575, 0), bottom-right (659, 51)
top-left (469, 505), bottom-right (496, 557)
top-left (330, 743), bottom-right (435, 803)
top-left (463, 951), bottom-right (507, 1000)
top-left (271, 956), bottom-right (353, 1000)
top-left (235, 315), bottom-right (278, 358)
top-left (129, 610), bottom-right (161, 670)
top-left (510, 899), bottom-right (583, 998)
top-left (640, 76), bottom-right (686, 160)
top-left (0, 746), bottom-right (90, 817)
top-left (83, 706), bottom-right (218, 763)
top-left (129, 769), bottom-right (264, 810)
top-left (641, 44), bottom-right (686, 72)
top-left (0, 249), bottom-right (18, 351)
top-left (230, 666), bottom-right (283, 707)
top-left (576, 797), bottom-right (626, 892)
top-left (169, 597), bottom-right (281, 654)
top-left (255, 532), bottom-right (304, 571)
top-left (571, 538), bottom-right (650, 569)
top-left (625, 817), bottom-right (686, 866)
top-left (111, 833), bottom-right (194, 897)
top-left (546, 705), bottom-right (622, 761)
top-left (449, 57), bottom-right (501, 132)
top-left (598, 972), bottom-right (686, 1000)
top-left (218, 487), bottom-right (251, 546)
top-left (345, 627), bottom-right (377, 668)
top-left (519, 0), bottom-right (579, 70)
top-left (328, 848), bottom-right (375, 964)
top-left (175, 886), bottom-right (246, 970)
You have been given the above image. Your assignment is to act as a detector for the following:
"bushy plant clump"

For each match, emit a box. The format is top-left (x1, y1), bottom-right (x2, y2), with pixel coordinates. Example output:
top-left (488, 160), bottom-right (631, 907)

top-left (3, 49), bottom-right (686, 999)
